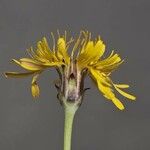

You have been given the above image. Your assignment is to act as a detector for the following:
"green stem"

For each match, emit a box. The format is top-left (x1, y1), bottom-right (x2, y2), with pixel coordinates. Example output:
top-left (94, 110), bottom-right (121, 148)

top-left (64, 103), bottom-right (78, 150)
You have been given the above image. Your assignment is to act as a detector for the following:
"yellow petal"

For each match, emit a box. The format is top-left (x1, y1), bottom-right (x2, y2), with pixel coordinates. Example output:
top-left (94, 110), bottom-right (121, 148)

top-left (90, 69), bottom-right (113, 98)
top-left (42, 37), bottom-right (51, 51)
top-left (31, 74), bottom-right (40, 98)
top-left (33, 38), bottom-right (58, 63)
top-left (57, 38), bottom-right (70, 64)
top-left (5, 71), bottom-right (35, 78)
top-left (90, 68), bottom-right (125, 110)
top-left (112, 97), bottom-right (125, 110)
top-left (77, 41), bottom-right (94, 67)
top-left (21, 57), bottom-right (62, 67)
top-left (80, 41), bottom-right (93, 54)
top-left (58, 38), bottom-right (66, 51)
top-left (95, 53), bottom-right (122, 67)
top-left (41, 37), bottom-right (58, 61)
top-left (114, 86), bottom-right (136, 100)
top-left (114, 84), bottom-right (129, 88)
top-left (12, 59), bottom-right (44, 71)
top-left (20, 58), bottom-right (42, 64)
top-left (94, 40), bottom-right (105, 58)
top-left (90, 68), bottom-right (111, 86)
top-left (31, 84), bottom-right (40, 98)
top-left (42, 61), bottom-right (63, 67)
top-left (93, 52), bottom-right (123, 74)
top-left (77, 39), bottom-right (105, 68)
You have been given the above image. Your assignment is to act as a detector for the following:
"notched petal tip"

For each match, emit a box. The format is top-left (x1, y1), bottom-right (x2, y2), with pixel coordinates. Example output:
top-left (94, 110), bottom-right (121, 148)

top-left (31, 74), bottom-right (40, 98)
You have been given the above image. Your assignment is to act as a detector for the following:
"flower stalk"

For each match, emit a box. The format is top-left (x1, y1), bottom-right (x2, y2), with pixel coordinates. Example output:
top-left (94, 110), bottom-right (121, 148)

top-left (63, 101), bottom-right (79, 150)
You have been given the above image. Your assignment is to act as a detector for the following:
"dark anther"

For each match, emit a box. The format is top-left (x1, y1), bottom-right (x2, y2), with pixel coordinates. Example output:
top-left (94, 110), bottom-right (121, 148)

top-left (84, 87), bottom-right (90, 91)
top-left (57, 93), bottom-right (59, 99)
top-left (82, 87), bottom-right (90, 94)
top-left (55, 83), bottom-right (60, 90)
top-left (61, 64), bottom-right (65, 70)
top-left (82, 68), bottom-right (88, 74)
top-left (69, 73), bottom-right (75, 79)
top-left (67, 98), bottom-right (75, 103)
top-left (57, 93), bottom-right (63, 105)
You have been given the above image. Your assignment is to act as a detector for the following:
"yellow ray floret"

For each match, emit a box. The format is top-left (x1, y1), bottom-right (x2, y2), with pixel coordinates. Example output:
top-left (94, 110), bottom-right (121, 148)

top-left (57, 38), bottom-right (70, 64)
top-left (89, 68), bottom-right (125, 110)
top-left (77, 37), bottom-right (105, 68)
top-left (113, 84), bottom-right (136, 100)
top-left (89, 68), bottom-right (136, 110)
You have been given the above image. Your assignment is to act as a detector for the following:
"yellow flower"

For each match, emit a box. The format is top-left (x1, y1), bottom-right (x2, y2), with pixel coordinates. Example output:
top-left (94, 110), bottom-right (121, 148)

top-left (5, 31), bottom-right (136, 110)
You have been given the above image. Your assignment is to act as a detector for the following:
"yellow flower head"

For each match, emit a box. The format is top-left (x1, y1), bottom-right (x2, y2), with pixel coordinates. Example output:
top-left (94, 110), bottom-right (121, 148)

top-left (5, 31), bottom-right (136, 110)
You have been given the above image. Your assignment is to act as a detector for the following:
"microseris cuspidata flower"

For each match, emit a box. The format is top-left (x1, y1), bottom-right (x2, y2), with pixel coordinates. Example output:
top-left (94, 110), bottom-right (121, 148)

top-left (5, 31), bottom-right (136, 110)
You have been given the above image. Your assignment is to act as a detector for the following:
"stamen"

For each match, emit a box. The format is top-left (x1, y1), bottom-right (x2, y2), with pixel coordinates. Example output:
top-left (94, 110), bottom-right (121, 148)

top-left (57, 29), bottom-right (60, 38)
top-left (51, 32), bottom-right (56, 53)
top-left (27, 47), bottom-right (34, 58)
top-left (81, 30), bottom-right (89, 46)
top-left (66, 37), bottom-right (74, 46)
top-left (27, 47), bottom-right (37, 59)
top-left (81, 39), bottom-right (85, 45)
top-left (88, 32), bottom-right (91, 41)
top-left (71, 31), bottom-right (82, 58)
top-left (64, 30), bottom-right (67, 42)
top-left (81, 30), bottom-right (88, 41)
top-left (76, 38), bottom-right (85, 57)
top-left (66, 37), bottom-right (74, 51)
top-left (69, 73), bottom-right (75, 80)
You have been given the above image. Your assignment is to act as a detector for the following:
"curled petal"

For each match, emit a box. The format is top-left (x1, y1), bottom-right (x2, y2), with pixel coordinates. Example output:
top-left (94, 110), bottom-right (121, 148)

top-left (5, 71), bottom-right (36, 78)
top-left (31, 74), bottom-right (40, 98)
top-left (31, 84), bottom-right (40, 98)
